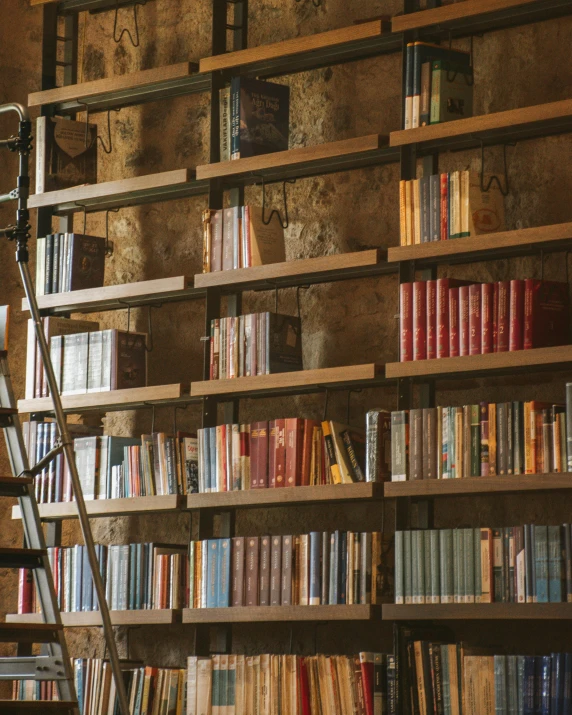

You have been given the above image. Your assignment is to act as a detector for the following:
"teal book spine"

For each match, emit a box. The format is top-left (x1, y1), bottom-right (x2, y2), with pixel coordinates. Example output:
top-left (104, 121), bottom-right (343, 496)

top-left (440, 529), bottom-right (454, 603)
top-left (430, 529), bottom-right (440, 604)
top-left (535, 525), bottom-right (549, 603)
top-left (395, 531), bottom-right (404, 604)
top-left (464, 528), bottom-right (475, 603)
top-left (494, 655), bottom-right (508, 715)
top-left (411, 531), bottom-right (419, 604)
top-left (404, 530), bottom-right (413, 604)
top-left (218, 538), bottom-right (231, 607)
top-left (548, 525), bottom-right (563, 603)
top-left (207, 539), bottom-right (219, 609)
top-left (507, 655), bottom-right (518, 715)
top-left (415, 530), bottom-right (425, 604)
top-left (441, 645), bottom-right (451, 715)
top-left (474, 527), bottom-right (482, 603)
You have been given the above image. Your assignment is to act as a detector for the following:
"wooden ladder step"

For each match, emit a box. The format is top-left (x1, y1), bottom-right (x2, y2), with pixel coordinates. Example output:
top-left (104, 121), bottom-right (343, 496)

top-left (0, 477), bottom-right (33, 497)
top-left (0, 702), bottom-right (78, 714)
top-left (0, 548), bottom-right (47, 569)
top-left (0, 623), bottom-right (63, 644)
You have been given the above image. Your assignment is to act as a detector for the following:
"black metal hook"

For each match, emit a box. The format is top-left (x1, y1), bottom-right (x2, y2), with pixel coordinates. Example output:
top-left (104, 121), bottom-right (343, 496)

top-left (480, 141), bottom-right (511, 196)
top-left (322, 388), bottom-right (330, 421)
top-left (113, 0), bottom-right (146, 47)
top-left (117, 299), bottom-right (132, 333)
top-left (144, 402), bottom-right (156, 433)
top-left (254, 175), bottom-right (296, 229)
top-left (74, 202), bottom-right (88, 235)
top-left (104, 208), bottom-right (118, 256)
top-left (77, 101), bottom-right (119, 154)
top-left (346, 388), bottom-right (362, 425)
top-left (173, 403), bottom-right (188, 434)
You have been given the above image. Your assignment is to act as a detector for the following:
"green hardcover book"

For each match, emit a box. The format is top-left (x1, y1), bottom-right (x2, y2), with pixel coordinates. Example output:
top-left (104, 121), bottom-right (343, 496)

top-left (404, 530), bottom-right (413, 605)
top-left (507, 655), bottom-right (518, 715)
top-left (441, 644), bottom-right (451, 715)
top-left (395, 531), bottom-right (404, 604)
top-left (424, 529), bottom-right (432, 604)
top-left (415, 530), bottom-right (426, 604)
top-left (493, 528), bottom-right (504, 602)
top-left (494, 655), bottom-right (507, 715)
top-left (464, 528), bottom-right (475, 603)
top-left (456, 529), bottom-right (466, 604)
top-left (429, 59), bottom-right (474, 125)
top-left (470, 405), bottom-right (480, 477)
top-left (506, 401), bottom-right (514, 475)
top-left (440, 529), bottom-right (454, 604)
top-left (430, 530), bottom-right (441, 604)
top-left (474, 527), bottom-right (482, 603)
top-left (448, 407), bottom-right (456, 480)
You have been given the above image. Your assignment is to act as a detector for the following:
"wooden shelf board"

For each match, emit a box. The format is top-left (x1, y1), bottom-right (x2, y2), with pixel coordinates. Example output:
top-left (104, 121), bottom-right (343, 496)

top-left (385, 473), bottom-right (572, 498)
top-left (25, 276), bottom-right (203, 316)
top-left (28, 62), bottom-right (206, 114)
top-left (28, 169), bottom-right (209, 215)
top-left (182, 604), bottom-right (381, 624)
top-left (17, 384), bottom-right (191, 415)
top-left (390, 99), bottom-right (572, 152)
top-left (0, 477), bottom-right (33, 497)
top-left (31, 0), bottom-right (148, 12)
top-left (195, 250), bottom-right (393, 291)
top-left (200, 21), bottom-right (397, 76)
top-left (12, 495), bottom-right (181, 522)
top-left (0, 622), bottom-right (63, 643)
top-left (187, 482), bottom-right (384, 510)
top-left (387, 222), bottom-right (572, 266)
top-left (190, 364), bottom-right (387, 399)
top-left (0, 702), bottom-right (78, 713)
top-left (385, 345), bottom-right (572, 380)
top-left (195, 135), bottom-right (396, 185)
top-left (7, 610), bottom-right (179, 627)
top-left (383, 603), bottom-right (572, 620)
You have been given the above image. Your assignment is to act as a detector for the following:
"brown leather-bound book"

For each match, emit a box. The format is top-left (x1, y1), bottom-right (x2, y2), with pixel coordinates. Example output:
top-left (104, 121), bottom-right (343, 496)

top-left (112, 330), bottom-right (147, 390)
top-left (232, 537), bottom-right (245, 607)
top-left (497, 281), bottom-right (510, 352)
top-left (509, 279), bottom-right (525, 352)
top-left (270, 536), bottom-right (282, 606)
top-left (399, 282), bottom-right (413, 362)
top-left (274, 418), bottom-right (286, 488)
top-left (459, 285), bottom-right (470, 357)
top-left (468, 284), bottom-right (482, 356)
top-left (301, 420), bottom-right (319, 487)
top-left (268, 420), bottom-right (277, 488)
top-left (68, 234), bottom-right (106, 291)
top-left (426, 280), bottom-right (437, 360)
top-left (481, 283), bottom-right (494, 354)
top-left (409, 409), bottom-right (423, 481)
top-left (413, 281), bottom-right (427, 361)
top-left (524, 280), bottom-right (570, 350)
top-left (285, 418), bottom-right (304, 487)
top-left (281, 536), bottom-right (293, 606)
top-left (245, 537), bottom-right (260, 606)
top-left (449, 287), bottom-right (460, 358)
top-left (250, 421), bottom-right (268, 489)
top-left (259, 536), bottom-right (271, 606)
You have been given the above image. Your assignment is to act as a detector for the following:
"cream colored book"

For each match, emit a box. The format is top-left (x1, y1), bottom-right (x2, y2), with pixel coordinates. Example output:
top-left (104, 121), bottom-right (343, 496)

top-left (196, 659), bottom-right (213, 715)
top-left (399, 180), bottom-right (407, 246)
top-left (405, 180), bottom-right (413, 246)
top-left (413, 178), bottom-right (421, 244)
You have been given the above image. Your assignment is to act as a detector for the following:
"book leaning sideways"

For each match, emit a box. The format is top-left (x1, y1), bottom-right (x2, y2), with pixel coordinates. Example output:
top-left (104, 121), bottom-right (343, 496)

top-left (36, 116), bottom-right (98, 193)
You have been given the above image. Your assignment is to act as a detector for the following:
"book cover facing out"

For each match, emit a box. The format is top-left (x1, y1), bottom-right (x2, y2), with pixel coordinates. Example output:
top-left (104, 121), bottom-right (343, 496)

top-left (36, 116), bottom-right (97, 193)
top-left (231, 77), bottom-right (290, 159)
top-left (69, 234), bottom-right (106, 291)
top-left (114, 331), bottom-right (147, 390)
top-left (268, 313), bottom-right (303, 373)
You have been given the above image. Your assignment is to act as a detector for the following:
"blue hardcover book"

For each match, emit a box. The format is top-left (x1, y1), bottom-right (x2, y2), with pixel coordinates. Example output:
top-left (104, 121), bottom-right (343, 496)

top-left (563, 653), bottom-right (572, 714)
top-left (82, 545), bottom-right (91, 612)
top-left (75, 658), bottom-right (84, 715)
top-left (494, 655), bottom-right (508, 715)
top-left (209, 428), bottom-right (217, 492)
top-left (540, 656), bottom-right (551, 715)
top-left (404, 43), bottom-right (414, 129)
top-left (73, 545), bottom-right (82, 612)
top-left (339, 532), bottom-right (347, 605)
top-left (548, 525), bottom-right (563, 602)
top-left (507, 655), bottom-right (518, 715)
top-left (309, 532), bottom-right (322, 606)
top-left (329, 531), bottom-right (339, 605)
top-left (419, 175), bottom-right (431, 243)
top-left (201, 429), bottom-right (210, 493)
top-left (523, 656), bottom-right (536, 715)
top-left (218, 538), bottom-right (231, 607)
top-left (550, 653), bottom-right (563, 715)
top-left (525, 524), bottom-right (534, 603)
top-left (429, 174), bottom-right (440, 241)
top-left (207, 539), bottom-right (219, 609)
top-left (535, 526), bottom-right (549, 603)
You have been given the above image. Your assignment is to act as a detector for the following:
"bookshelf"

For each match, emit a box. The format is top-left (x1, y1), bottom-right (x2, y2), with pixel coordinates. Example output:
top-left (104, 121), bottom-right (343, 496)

top-left (181, 605), bottom-right (381, 624)
top-left (384, 473), bottom-right (572, 498)
top-left (11, 495), bottom-right (181, 522)
top-left (6, 610), bottom-right (180, 627)
top-left (383, 604), bottom-right (572, 620)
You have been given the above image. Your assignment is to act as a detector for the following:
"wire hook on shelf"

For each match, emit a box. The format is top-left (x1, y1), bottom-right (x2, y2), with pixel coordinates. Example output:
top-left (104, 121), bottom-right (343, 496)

top-left (296, 285), bottom-right (310, 320)
top-left (113, 0), bottom-right (147, 47)
top-left (77, 101), bottom-right (120, 154)
top-left (117, 299), bottom-right (132, 333)
top-left (295, 0), bottom-right (322, 7)
top-left (144, 402), bottom-right (156, 433)
top-left (322, 388), bottom-right (330, 421)
top-left (104, 208), bottom-right (119, 256)
top-left (173, 403), bottom-right (188, 434)
top-left (74, 202), bottom-right (89, 235)
top-left (480, 141), bottom-right (511, 196)
top-left (253, 175), bottom-right (296, 229)
top-left (346, 388), bottom-right (362, 425)
top-left (145, 304), bottom-right (162, 352)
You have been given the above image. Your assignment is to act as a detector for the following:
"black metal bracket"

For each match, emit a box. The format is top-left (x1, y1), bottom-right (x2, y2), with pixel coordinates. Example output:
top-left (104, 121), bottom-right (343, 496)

top-left (113, 0), bottom-right (146, 47)
top-left (480, 140), bottom-right (512, 196)
top-left (254, 175), bottom-right (296, 228)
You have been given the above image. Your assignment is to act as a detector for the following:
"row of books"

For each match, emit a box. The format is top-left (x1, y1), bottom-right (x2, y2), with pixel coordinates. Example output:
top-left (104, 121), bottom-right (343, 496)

top-left (219, 77), bottom-right (289, 161)
top-left (188, 532), bottom-right (386, 609)
top-left (395, 525), bottom-right (572, 605)
top-left (208, 312), bottom-right (302, 380)
top-left (403, 42), bottom-right (472, 129)
top-left (390, 393), bottom-right (572, 481)
top-left (197, 418), bottom-right (373, 492)
top-left (201, 206), bottom-right (285, 273)
top-left (399, 278), bottom-right (570, 362)
top-left (186, 652), bottom-right (391, 715)
top-left (14, 659), bottom-right (186, 715)
top-left (36, 232), bottom-right (106, 296)
top-left (19, 543), bottom-right (187, 614)
top-left (403, 640), bottom-right (572, 715)
top-left (398, 171), bottom-right (505, 245)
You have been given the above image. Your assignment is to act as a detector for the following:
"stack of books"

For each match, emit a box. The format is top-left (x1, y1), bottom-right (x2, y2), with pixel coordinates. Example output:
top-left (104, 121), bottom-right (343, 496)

top-left (398, 170), bottom-right (505, 245)
top-left (197, 417), bottom-right (371, 491)
top-left (395, 524), bottom-right (572, 605)
top-left (18, 543), bottom-right (187, 613)
top-left (187, 652), bottom-right (392, 715)
top-left (202, 206), bottom-right (285, 272)
top-left (219, 77), bottom-right (289, 161)
top-left (209, 312), bottom-right (302, 379)
top-left (188, 531), bottom-right (386, 608)
top-left (36, 233), bottom-right (106, 296)
top-left (403, 42), bottom-right (473, 130)
top-left (390, 391), bottom-right (572, 481)
top-left (399, 278), bottom-right (570, 362)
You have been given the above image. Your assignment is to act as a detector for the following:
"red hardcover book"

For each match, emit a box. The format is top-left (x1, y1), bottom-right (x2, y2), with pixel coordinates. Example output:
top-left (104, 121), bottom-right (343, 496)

top-left (459, 285), bottom-right (470, 356)
top-left (469, 283), bottom-right (482, 355)
top-left (436, 279), bottom-right (468, 359)
top-left (274, 418), bottom-right (286, 487)
top-left (268, 420), bottom-right (277, 488)
top-left (18, 569), bottom-right (34, 614)
top-left (492, 282), bottom-right (499, 352)
top-left (509, 279), bottom-right (525, 351)
top-left (301, 420), bottom-right (318, 487)
top-left (497, 281), bottom-right (510, 352)
top-left (399, 282), bottom-right (413, 362)
top-left (299, 658), bottom-right (311, 715)
top-left (359, 653), bottom-right (375, 715)
top-left (449, 287), bottom-right (460, 358)
top-left (524, 280), bottom-right (570, 349)
top-left (481, 283), bottom-right (494, 354)
top-left (440, 173), bottom-right (448, 240)
top-left (285, 418), bottom-right (304, 487)
top-left (413, 281), bottom-right (427, 361)
top-left (426, 280), bottom-right (437, 360)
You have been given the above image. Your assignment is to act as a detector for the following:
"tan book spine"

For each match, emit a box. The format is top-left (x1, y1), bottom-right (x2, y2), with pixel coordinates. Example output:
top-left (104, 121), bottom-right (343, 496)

top-left (405, 180), bottom-right (412, 246)
top-left (413, 178), bottom-right (421, 245)
top-left (399, 180), bottom-right (407, 246)
top-left (488, 404), bottom-right (497, 477)
top-left (480, 528), bottom-right (492, 604)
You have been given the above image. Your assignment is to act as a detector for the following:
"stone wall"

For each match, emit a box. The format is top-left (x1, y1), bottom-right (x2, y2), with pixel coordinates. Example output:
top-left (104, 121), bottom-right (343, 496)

top-left (1, 0), bottom-right (572, 677)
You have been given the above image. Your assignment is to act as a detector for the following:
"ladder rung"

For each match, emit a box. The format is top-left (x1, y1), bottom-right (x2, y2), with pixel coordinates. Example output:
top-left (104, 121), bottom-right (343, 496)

top-left (0, 408), bottom-right (17, 415)
top-left (0, 548), bottom-right (46, 569)
top-left (0, 477), bottom-right (33, 497)
top-left (0, 702), bottom-right (78, 714)
top-left (0, 623), bottom-right (63, 644)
